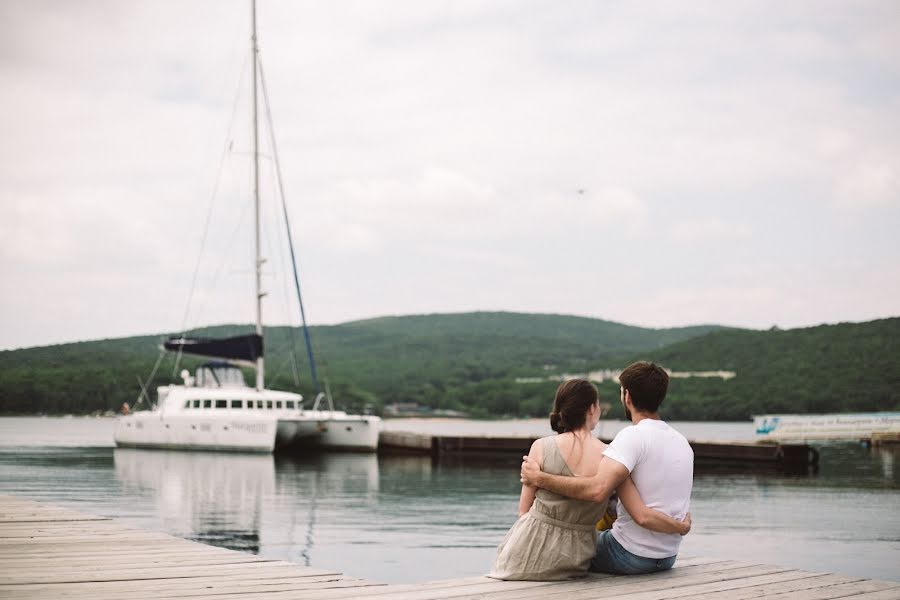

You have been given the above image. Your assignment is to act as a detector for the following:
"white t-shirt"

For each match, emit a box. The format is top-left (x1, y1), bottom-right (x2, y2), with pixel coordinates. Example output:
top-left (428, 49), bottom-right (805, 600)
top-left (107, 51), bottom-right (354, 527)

top-left (602, 418), bottom-right (693, 559)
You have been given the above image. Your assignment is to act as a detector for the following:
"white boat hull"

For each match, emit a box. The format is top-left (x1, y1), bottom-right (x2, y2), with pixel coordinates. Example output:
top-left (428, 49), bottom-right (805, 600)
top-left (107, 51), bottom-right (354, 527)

top-left (278, 413), bottom-right (381, 451)
top-left (114, 413), bottom-right (279, 452)
top-left (114, 383), bottom-right (382, 453)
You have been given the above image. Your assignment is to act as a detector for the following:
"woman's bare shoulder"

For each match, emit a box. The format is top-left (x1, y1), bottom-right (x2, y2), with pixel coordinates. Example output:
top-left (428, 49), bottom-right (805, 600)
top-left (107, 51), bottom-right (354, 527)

top-left (591, 437), bottom-right (608, 451)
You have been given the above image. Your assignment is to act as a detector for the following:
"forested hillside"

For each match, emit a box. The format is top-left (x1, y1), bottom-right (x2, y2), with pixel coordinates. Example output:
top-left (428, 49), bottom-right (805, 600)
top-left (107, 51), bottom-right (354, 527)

top-left (0, 312), bottom-right (717, 417)
top-left (612, 317), bottom-right (900, 421)
top-left (2, 313), bottom-right (897, 420)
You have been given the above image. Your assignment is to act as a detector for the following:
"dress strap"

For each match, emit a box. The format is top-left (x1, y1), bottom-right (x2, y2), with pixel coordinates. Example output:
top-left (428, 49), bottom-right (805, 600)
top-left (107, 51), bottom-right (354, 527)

top-left (541, 435), bottom-right (575, 476)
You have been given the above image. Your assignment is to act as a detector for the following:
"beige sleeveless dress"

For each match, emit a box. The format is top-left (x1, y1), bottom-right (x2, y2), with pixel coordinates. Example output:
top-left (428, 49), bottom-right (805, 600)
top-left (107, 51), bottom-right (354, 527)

top-left (489, 436), bottom-right (608, 581)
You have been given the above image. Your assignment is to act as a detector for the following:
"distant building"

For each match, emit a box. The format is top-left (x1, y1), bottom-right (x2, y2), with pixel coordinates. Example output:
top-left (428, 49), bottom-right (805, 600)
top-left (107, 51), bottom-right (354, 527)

top-left (515, 367), bottom-right (736, 385)
top-left (383, 402), bottom-right (468, 418)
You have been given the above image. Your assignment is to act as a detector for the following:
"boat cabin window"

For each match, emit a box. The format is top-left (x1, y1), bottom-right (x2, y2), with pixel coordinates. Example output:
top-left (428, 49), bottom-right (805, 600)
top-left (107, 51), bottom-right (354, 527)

top-left (286, 401), bottom-right (295, 409)
top-left (203, 400), bottom-right (212, 409)
top-left (231, 400), bottom-right (243, 409)
top-left (267, 401), bottom-right (273, 409)
top-left (194, 363), bottom-right (248, 388)
top-left (257, 400), bottom-right (264, 409)
top-left (215, 400), bottom-right (227, 409)
top-left (183, 400), bottom-right (190, 409)
top-left (276, 401), bottom-right (283, 409)
top-left (193, 400), bottom-right (201, 409)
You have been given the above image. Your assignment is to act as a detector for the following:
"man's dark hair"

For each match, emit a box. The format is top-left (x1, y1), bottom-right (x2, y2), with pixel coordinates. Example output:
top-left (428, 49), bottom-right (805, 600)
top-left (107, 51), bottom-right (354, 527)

top-left (619, 361), bottom-right (669, 413)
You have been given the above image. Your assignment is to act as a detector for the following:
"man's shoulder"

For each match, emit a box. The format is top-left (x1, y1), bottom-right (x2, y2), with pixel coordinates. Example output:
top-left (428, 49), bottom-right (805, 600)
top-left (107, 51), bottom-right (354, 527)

top-left (638, 419), bottom-right (684, 437)
top-left (611, 423), bottom-right (641, 440)
top-left (633, 420), bottom-right (693, 454)
top-left (653, 423), bottom-right (694, 463)
top-left (613, 423), bottom-right (649, 441)
top-left (609, 424), bottom-right (645, 454)
top-left (615, 421), bottom-right (663, 441)
top-left (661, 422), bottom-right (693, 450)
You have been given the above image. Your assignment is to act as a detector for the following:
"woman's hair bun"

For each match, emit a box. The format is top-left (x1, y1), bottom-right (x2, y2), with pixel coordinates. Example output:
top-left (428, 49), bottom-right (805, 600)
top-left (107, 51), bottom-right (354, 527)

top-left (549, 411), bottom-right (566, 433)
top-left (549, 378), bottom-right (598, 434)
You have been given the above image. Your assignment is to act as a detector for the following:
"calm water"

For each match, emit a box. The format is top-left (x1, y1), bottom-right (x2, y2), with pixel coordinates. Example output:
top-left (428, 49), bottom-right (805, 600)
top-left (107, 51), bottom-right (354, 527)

top-left (0, 417), bottom-right (898, 583)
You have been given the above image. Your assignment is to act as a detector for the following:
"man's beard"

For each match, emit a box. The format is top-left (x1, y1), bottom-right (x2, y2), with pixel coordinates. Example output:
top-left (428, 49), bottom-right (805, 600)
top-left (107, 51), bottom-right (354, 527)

top-left (622, 399), bottom-right (631, 422)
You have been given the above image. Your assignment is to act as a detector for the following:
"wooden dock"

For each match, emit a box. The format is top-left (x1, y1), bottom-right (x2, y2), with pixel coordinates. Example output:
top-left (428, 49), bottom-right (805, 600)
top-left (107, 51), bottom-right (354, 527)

top-left (2, 496), bottom-right (898, 599)
top-left (378, 432), bottom-right (819, 472)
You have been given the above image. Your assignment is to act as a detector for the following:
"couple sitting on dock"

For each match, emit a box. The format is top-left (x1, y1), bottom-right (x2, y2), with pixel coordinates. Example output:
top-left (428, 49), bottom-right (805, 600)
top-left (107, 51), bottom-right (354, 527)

top-left (489, 361), bottom-right (694, 581)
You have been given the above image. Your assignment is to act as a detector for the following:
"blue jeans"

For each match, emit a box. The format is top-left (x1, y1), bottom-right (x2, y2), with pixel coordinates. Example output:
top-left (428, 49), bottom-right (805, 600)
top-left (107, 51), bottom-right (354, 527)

top-left (589, 530), bottom-right (677, 575)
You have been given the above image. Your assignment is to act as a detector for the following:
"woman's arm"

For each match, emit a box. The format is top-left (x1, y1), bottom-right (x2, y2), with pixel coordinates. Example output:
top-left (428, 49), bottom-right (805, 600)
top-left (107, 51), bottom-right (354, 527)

top-left (617, 478), bottom-right (691, 535)
top-left (517, 439), bottom-right (544, 517)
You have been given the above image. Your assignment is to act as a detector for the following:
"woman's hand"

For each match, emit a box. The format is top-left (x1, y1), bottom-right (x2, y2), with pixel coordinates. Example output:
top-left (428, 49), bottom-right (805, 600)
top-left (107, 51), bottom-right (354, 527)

top-left (678, 512), bottom-right (692, 536)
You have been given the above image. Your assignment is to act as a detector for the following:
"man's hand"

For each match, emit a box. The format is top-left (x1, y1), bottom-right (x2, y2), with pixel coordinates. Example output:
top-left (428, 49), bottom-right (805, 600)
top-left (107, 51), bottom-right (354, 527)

top-left (679, 512), bottom-right (692, 536)
top-left (520, 455), bottom-right (542, 487)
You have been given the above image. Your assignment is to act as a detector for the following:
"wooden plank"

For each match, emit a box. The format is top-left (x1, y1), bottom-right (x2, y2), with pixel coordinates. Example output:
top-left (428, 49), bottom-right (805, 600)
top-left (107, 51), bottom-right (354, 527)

top-left (0, 548), bottom-right (248, 561)
top-left (0, 564), bottom-right (343, 582)
top-left (0, 516), bottom-right (113, 524)
top-left (0, 572), bottom-right (370, 597)
top-left (0, 518), bottom-right (121, 525)
top-left (2, 554), bottom-right (269, 569)
top-left (219, 576), bottom-right (540, 600)
top-left (757, 580), bottom-right (900, 599)
top-left (0, 533), bottom-right (179, 544)
top-left (466, 564), bottom-right (790, 600)
top-left (849, 590), bottom-right (900, 600)
top-left (0, 525), bottom-right (173, 536)
top-left (586, 571), bottom-right (830, 600)
top-left (678, 574), bottom-right (868, 600)
top-left (0, 538), bottom-right (199, 548)
top-left (0, 561), bottom-right (331, 585)
top-left (0, 543), bottom-right (243, 554)
top-left (0, 508), bottom-right (107, 516)
top-left (0, 523), bottom-right (121, 533)
top-left (0, 573), bottom-right (361, 593)
top-left (224, 578), bottom-right (553, 600)
top-left (0, 577), bottom-right (382, 600)
top-left (0, 506), bottom-right (108, 513)
top-left (0, 545), bottom-right (229, 558)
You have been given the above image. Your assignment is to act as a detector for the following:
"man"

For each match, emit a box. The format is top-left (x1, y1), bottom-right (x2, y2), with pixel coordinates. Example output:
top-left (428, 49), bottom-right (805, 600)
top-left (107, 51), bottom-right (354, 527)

top-left (520, 361), bottom-right (693, 575)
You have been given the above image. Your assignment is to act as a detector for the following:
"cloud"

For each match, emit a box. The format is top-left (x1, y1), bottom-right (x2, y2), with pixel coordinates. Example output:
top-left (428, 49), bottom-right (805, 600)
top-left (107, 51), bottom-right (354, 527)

top-left (669, 218), bottom-right (752, 243)
top-left (835, 160), bottom-right (900, 208)
top-left (2, 0), bottom-right (900, 349)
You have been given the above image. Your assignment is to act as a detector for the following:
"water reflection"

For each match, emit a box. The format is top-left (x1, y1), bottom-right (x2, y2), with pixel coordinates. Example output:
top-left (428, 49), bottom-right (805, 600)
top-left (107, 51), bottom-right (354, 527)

top-left (114, 449), bottom-right (274, 552)
top-left (271, 453), bottom-right (380, 566)
top-left (113, 448), bottom-right (382, 561)
top-left (876, 447), bottom-right (895, 481)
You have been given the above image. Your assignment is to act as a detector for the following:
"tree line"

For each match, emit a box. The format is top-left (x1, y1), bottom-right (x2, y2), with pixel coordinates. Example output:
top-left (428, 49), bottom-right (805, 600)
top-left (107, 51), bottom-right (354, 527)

top-left (1, 312), bottom-right (896, 420)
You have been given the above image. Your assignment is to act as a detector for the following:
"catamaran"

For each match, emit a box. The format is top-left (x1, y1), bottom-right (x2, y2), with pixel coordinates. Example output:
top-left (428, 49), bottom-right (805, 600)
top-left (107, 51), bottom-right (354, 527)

top-left (114, 1), bottom-right (381, 453)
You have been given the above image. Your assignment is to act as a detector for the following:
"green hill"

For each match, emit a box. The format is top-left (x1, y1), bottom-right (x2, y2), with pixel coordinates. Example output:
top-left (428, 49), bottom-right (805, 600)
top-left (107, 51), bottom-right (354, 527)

top-left (0, 312), bottom-right (719, 417)
top-left (607, 317), bottom-right (900, 421)
top-left (3, 313), bottom-right (896, 421)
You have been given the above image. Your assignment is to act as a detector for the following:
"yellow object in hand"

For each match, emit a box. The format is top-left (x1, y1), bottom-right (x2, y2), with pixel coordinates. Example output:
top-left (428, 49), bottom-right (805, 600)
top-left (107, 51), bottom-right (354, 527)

top-left (596, 510), bottom-right (617, 531)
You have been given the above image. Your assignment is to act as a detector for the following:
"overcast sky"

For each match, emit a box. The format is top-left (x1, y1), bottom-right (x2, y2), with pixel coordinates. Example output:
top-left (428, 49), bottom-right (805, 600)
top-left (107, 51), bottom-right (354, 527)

top-left (2, 0), bottom-right (899, 350)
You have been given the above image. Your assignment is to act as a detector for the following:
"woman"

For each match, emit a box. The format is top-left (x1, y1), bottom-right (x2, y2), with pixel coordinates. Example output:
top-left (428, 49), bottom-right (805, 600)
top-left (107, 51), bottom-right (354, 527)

top-left (489, 379), bottom-right (691, 581)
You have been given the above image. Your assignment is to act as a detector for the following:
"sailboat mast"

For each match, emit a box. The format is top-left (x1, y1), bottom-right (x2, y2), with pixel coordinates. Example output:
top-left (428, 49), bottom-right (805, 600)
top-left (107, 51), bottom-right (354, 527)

top-left (252, 0), bottom-right (264, 390)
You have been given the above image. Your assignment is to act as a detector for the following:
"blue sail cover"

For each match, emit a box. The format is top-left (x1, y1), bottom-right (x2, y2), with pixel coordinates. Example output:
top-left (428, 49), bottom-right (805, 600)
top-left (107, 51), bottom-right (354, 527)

top-left (163, 334), bottom-right (263, 362)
